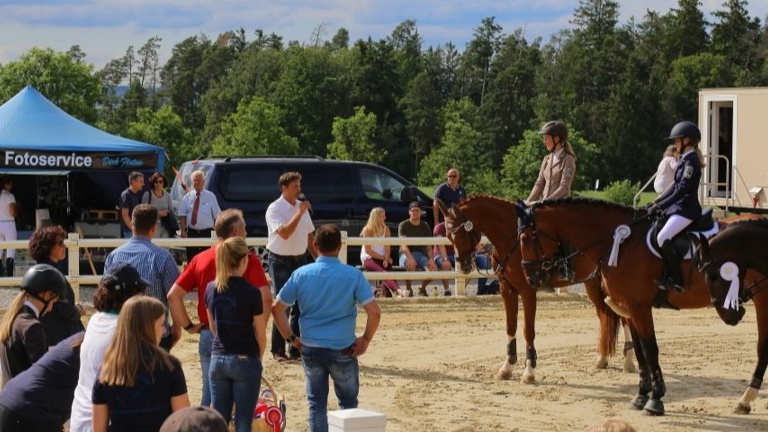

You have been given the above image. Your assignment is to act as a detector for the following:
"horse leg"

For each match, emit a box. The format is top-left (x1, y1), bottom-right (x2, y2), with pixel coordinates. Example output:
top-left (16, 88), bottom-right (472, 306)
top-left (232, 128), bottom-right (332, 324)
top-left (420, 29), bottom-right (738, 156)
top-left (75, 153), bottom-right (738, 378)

top-left (621, 319), bottom-right (636, 373)
top-left (629, 307), bottom-right (667, 416)
top-left (520, 287), bottom-right (538, 384)
top-left (584, 278), bottom-right (618, 369)
top-left (626, 321), bottom-right (652, 411)
top-left (735, 296), bottom-right (768, 414)
top-left (496, 283), bottom-right (519, 380)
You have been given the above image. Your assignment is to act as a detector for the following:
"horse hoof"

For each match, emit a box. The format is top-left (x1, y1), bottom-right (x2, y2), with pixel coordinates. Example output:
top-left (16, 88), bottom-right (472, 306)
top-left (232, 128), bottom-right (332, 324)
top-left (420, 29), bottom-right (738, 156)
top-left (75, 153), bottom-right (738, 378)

top-left (594, 357), bottom-right (608, 369)
top-left (520, 373), bottom-right (535, 384)
top-left (629, 394), bottom-right (648, 410)
top-left (734, 403), bottom-right (751, 415)
top-left (623, 358), bottom-right (636, 374)
top-left (643, 398), bottom-right (665, 416)
top-left (496, 369), bottom-right (512, 380)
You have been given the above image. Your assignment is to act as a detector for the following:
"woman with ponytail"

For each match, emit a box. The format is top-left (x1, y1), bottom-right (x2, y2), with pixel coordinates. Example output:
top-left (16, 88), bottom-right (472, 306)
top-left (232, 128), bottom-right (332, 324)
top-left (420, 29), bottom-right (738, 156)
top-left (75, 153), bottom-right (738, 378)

top-left (205, 236), bottom-right (266, 432)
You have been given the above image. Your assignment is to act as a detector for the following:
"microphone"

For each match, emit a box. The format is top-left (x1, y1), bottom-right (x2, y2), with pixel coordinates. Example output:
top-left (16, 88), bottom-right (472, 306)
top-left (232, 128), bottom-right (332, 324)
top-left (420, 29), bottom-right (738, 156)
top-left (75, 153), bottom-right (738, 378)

top-left (299, 193), bottom-right (313, 215)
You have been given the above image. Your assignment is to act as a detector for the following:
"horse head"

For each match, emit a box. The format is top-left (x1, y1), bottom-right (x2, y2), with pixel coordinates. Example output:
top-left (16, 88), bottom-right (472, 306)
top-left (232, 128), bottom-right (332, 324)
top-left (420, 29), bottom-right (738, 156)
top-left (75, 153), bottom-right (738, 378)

top-left (690, 232), bottom-right (747, 326)
top-left (516, 201), bottom-right (559, 290)
top-left (437, 198), bottom-right (480, 274)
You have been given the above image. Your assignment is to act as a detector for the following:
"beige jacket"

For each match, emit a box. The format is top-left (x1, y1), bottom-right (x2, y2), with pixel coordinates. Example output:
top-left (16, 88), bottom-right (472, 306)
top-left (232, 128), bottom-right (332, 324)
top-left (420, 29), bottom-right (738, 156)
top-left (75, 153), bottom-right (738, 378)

top-left (526, 150), bottom-right (576, 203)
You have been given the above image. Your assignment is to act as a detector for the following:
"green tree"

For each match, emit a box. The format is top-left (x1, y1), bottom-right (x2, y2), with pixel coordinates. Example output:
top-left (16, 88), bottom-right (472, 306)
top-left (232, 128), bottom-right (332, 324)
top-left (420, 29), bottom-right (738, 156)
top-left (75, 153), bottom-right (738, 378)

top-left (327, 106), bottom-right (381, 162)
top-left (458, 17), bottom-right (504, 105)
top-left (710, 0), bottom-right (762, 83)
top-left (211, 96), bottom-right (298, 157)
top-left (0, 47), bottom-right (100, 123)
top-left (417, 99), bottom-right (491, 192)
top-left (664, 52), bottom-right (738, 121)
top-left (125, 105), bottom-right (196, 178)
top-left (501, 128), bottom-right (600, 199)
top-left (669, 0), bottom-right (709, 58)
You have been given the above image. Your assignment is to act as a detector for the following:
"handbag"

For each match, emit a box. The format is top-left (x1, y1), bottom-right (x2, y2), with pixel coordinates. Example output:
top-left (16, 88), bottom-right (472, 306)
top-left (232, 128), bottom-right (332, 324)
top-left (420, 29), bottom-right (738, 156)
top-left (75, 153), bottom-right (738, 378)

top-left (146, 191), bottom-right (180, 237)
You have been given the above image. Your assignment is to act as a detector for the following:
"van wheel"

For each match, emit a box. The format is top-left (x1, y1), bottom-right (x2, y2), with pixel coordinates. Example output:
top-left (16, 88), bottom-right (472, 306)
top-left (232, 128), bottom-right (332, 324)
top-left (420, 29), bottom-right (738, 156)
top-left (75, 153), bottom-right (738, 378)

top-left (253, 246), bottom-right (269, 273)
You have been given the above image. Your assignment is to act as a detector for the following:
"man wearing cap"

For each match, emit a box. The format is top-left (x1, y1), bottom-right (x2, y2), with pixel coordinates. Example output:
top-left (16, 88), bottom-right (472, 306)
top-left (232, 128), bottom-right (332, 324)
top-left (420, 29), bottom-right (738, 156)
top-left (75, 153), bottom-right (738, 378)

top-left (105, 204), bottom-right (181, 350)
top-left (398, 202), bottom-right (438, 296)
top-left (167, 208), bottom-right (270, 408)
top-left (433, 168), bottom-right (466, 226)
top-left (265, 171), bottom-right (318, 363)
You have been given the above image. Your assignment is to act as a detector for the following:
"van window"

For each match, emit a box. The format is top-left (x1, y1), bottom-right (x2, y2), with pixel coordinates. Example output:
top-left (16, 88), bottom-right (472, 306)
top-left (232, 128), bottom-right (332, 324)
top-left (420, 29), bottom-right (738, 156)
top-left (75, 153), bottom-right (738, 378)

top-left (294, 165), bottom-right (356, 203)
top-left (218, 165), bottom-right (283, 202)
top-left (359, 167), bottom-right (409, 202)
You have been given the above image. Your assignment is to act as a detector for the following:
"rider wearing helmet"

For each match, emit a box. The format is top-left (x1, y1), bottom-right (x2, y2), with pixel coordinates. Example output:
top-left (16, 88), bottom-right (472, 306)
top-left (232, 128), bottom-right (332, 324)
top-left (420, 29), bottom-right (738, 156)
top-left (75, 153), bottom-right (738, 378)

top-left (646, 121), bottom-right (705, 291)
top-left (526, 120), bottom-right (578, 282)
top-left (526, 120), bottom-right (577, 205)
top-left (0, 264), bottom-right (67, 385)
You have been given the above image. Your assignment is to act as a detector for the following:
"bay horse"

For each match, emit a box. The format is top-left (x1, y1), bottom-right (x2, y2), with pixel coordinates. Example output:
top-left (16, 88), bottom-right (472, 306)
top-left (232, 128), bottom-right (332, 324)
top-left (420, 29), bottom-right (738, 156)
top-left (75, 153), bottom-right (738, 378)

top-left (691, 218), bottom-right (768, 414)
top-left (516, 197), bottom-right (760, 415)
top-left (435, 194), bottom-right (634, 384)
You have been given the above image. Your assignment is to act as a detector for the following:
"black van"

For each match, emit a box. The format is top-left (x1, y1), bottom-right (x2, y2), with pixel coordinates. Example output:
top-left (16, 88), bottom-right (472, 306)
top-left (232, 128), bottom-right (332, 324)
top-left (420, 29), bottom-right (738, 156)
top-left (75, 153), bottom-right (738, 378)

top-left (171, 156), bottom-right (433, 264)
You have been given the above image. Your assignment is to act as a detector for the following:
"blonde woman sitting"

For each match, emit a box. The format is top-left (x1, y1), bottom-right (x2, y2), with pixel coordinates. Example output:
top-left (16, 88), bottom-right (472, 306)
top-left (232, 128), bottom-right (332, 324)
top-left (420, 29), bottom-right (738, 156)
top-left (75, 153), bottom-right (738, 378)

top-left (360, 207), bottom-right (401, 297)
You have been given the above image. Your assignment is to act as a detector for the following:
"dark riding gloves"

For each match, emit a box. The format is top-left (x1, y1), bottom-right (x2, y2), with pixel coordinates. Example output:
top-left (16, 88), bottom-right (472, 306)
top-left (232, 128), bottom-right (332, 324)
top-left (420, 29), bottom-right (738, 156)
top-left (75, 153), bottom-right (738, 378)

top-left (645, 203), bottom-right (659, 217)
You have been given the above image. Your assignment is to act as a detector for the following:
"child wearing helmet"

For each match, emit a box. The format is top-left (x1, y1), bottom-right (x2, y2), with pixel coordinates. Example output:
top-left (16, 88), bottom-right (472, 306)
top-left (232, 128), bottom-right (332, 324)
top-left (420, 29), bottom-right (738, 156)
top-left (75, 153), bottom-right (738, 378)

top-left (0, 264), bottom-right (67, 385)
top-left (526, 120), bottom-right (577, 205)
top-left (646, 121), bottom-right (706, 291)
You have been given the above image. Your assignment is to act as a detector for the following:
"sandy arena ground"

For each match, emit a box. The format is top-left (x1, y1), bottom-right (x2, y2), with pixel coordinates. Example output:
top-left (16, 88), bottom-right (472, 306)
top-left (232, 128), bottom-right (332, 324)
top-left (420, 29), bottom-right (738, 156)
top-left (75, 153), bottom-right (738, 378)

top-left (170, 292), bottom-right (768, 432)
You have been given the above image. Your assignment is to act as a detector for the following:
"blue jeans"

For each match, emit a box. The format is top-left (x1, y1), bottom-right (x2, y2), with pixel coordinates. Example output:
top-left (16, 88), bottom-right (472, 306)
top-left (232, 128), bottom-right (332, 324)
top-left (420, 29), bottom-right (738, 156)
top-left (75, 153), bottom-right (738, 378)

top-left (199, 328), bottom-right (213, 406)
top-left (398, 251), bottom-right (429, 269)
top-left (474, 253), bottom-right (491, 294)
top-left (209, 354), bottom-right (262, 432)
top-left (301, 345), bottom-right (359, 432)
top-left (269, 254), bottom-right (305, 356)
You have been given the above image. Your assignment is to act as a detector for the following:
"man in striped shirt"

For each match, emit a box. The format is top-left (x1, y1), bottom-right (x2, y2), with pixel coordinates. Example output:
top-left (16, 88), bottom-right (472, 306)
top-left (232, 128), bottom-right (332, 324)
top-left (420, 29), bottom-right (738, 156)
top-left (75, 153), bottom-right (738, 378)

top-left (105, 204), bottom-right (181, 350)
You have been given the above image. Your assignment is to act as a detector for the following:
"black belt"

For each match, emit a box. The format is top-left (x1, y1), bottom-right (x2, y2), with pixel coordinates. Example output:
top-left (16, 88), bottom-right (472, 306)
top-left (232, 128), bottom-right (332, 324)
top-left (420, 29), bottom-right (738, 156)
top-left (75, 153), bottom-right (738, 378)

top-left (269, 251), bottom-right (305, 261)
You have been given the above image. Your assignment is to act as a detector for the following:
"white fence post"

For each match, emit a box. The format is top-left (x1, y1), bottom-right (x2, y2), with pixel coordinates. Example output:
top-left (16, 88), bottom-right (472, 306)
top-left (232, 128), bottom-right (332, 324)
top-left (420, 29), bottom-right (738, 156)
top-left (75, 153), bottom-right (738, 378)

top-left (339, 230), bottom-right (348, 264)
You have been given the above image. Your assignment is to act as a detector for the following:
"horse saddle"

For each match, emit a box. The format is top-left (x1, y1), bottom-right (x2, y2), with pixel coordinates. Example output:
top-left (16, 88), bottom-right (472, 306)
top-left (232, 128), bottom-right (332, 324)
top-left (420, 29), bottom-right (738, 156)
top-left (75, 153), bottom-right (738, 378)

top-left (646, 208), bottom-right (717, 260)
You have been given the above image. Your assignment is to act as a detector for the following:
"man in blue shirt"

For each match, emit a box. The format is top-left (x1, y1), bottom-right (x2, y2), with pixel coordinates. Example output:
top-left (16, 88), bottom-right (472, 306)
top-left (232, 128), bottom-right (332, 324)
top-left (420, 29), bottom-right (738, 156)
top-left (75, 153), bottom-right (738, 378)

top-left (105, 204), bottom-right (181, 350)
top-left (432, 168), bottom-right (466, 226)
top-left (272, 224), bottom-right (381, 432)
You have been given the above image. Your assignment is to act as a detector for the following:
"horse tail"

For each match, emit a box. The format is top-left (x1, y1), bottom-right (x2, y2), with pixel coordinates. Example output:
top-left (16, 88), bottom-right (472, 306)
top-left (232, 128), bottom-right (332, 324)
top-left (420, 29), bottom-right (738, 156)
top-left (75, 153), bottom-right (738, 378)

top-left (584, 278), bottom-right (620, 357)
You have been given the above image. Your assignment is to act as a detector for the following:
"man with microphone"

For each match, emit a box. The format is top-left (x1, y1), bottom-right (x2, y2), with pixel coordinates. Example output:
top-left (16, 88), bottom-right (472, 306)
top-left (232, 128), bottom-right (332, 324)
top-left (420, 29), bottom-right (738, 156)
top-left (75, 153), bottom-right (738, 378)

top-left (265, 172), bottom-right (318, 363)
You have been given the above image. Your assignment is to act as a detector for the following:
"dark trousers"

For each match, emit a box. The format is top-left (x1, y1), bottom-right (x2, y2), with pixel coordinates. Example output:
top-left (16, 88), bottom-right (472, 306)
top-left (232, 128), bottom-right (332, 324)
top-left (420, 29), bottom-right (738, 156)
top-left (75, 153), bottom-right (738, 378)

top-left (186, 227), bottom-right (213, 263)
top-left (269, 253), bottom-right (306, 357)
top-left (0, 404), bottom-right (62, 432)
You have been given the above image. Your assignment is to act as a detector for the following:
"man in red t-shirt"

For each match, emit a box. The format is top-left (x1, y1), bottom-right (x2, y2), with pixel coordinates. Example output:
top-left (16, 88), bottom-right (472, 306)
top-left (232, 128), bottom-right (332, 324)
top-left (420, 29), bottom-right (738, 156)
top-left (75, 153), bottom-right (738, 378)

top-left (167, 208), bottom-right (270, 407)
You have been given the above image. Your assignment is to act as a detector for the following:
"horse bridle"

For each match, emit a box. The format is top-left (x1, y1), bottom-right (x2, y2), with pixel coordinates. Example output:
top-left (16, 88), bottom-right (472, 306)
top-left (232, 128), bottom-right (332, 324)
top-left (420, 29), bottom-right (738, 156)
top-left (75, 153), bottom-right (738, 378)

top-left (697, 257), bottom-right (768, 306)
top-left (446, 208), bottom-right (515, 278)
top-left (518, 208), bottom-right (579, 274)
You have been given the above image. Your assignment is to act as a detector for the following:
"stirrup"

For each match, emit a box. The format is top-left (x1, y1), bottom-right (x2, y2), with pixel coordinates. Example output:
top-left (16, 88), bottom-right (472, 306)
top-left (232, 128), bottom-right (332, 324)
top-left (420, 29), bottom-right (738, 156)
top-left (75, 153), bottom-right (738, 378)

top-left (655, 277), bottom-right (683, 292)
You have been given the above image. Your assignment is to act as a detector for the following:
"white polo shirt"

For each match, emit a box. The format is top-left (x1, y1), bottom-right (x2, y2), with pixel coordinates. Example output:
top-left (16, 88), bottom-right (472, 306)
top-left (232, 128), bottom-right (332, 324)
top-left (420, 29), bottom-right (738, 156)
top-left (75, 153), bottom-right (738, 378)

top-left (265, 195), bottom-right (315, 255)
top-left (0, 190), bottom-right (15, 221)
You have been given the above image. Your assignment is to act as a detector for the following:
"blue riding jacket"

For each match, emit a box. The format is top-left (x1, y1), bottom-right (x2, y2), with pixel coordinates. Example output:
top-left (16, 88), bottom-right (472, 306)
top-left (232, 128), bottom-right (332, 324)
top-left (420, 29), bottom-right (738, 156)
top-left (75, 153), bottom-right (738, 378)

top-left (655, 149), bottom-right (702, 220)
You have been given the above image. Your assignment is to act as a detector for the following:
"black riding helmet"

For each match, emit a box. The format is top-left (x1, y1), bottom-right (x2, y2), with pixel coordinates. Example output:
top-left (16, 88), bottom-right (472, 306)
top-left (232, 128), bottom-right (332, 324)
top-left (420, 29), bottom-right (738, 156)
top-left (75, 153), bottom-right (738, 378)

top-left (667, 121), bottom-right (701, 143)
top-left (21, 263), bottom-right (67, 300)
top-left (539, 120), bottom-right (568, 143)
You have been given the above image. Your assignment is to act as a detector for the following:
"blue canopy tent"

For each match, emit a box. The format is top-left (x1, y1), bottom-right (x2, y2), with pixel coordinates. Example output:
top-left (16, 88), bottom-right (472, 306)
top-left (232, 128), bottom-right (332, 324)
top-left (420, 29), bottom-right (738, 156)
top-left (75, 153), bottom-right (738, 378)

top-left (0, 86), bottom-right (166, 231)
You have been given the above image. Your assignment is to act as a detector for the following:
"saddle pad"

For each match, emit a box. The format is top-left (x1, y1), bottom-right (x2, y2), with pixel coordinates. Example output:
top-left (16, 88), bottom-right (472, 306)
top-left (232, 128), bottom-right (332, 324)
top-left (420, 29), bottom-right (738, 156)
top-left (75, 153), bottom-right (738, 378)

top-left (646, 223), bottom-right (719, 260)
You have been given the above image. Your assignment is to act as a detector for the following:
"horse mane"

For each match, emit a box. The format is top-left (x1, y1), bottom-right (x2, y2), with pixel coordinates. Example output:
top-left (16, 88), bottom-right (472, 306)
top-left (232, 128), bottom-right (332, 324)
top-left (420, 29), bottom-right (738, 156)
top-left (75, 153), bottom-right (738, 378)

top-left (461, 193), bottom-right (518, 207)
top-left (721, 217), bottom-right (768, 231)
top-left (531, 196), bottom-right (636, 213)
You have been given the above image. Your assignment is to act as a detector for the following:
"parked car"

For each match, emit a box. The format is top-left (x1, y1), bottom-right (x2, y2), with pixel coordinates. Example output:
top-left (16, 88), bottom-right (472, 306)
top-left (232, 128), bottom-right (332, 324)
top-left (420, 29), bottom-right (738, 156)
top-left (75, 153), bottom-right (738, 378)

top-left (171, 156), bottom-right (433, 265)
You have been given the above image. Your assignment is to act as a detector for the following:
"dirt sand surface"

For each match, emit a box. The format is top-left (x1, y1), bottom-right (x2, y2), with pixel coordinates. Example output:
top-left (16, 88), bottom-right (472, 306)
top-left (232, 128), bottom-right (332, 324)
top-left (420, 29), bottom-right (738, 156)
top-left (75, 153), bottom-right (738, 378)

top-left (171, 293), bottom-right (768, 431)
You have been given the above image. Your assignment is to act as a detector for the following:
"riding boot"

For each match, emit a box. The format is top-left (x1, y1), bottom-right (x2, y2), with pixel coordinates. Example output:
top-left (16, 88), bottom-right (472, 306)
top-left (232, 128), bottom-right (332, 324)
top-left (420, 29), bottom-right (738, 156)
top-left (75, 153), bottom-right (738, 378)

top-left (0, 257), bottom-right (6, 277)
top-left (5, 258), bottom-right (13, 278)
top-left (655, 241), bottom-right (683, 292)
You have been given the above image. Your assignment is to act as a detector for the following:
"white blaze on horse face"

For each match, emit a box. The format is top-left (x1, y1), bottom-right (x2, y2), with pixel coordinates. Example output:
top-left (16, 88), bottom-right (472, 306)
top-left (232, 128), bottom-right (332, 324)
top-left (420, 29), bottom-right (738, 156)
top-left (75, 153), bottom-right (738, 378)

top-left (719, 261), bottom-right (740, 310)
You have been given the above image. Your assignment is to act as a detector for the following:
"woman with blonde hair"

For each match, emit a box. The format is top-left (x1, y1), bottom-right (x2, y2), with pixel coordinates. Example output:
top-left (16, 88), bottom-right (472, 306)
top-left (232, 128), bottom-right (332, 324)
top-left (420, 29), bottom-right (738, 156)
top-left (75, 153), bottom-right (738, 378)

top-left (360, 207), bottom-right (401, 297)
top-left (653, 144), bottom-right (679, 194)
top-left (92, 296), bottom-right (190, 432)
top-left (0, 264), bottom-right (66, 386)
top-left (205, 237), bottom-right (266, 432)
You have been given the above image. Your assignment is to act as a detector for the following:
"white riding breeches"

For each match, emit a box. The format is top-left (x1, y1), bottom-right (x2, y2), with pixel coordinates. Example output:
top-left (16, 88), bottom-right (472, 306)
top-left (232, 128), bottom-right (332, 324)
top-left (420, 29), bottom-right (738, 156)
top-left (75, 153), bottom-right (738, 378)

top-left (0, 220), bottom-right (17, 259)
top-left (656, 215), bottom-right (693, 246)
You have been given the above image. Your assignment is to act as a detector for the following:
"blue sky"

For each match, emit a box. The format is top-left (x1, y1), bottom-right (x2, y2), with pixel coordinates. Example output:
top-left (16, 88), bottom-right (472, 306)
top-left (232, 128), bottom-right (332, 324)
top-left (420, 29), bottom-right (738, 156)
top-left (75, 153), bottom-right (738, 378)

top-left (1, 0), bottom-right (766, 69)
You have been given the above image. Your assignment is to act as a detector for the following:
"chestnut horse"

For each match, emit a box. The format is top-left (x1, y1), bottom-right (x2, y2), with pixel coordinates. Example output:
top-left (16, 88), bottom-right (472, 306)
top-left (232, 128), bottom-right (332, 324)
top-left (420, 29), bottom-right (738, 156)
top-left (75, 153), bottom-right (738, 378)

top-left (516, 197), bottom-right (759, 415)
top-left (436, 194), bottom-right (634, 384)
top-left (691, 218), bottom-right (768, 414)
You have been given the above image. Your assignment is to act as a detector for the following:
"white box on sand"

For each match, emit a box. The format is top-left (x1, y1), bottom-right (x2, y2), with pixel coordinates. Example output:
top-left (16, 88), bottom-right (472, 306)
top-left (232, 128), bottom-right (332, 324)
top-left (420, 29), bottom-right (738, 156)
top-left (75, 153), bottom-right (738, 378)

top-left (328, 408), bottom-right (386, 432)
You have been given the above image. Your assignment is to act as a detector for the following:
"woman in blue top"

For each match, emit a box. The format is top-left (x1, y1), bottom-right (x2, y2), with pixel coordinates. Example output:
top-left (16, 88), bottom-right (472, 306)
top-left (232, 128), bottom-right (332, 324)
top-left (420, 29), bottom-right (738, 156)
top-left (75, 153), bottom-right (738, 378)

top-left (647, 121), bottom-right (705, 292)
top-left (205, 237), bottom-right (266, 432)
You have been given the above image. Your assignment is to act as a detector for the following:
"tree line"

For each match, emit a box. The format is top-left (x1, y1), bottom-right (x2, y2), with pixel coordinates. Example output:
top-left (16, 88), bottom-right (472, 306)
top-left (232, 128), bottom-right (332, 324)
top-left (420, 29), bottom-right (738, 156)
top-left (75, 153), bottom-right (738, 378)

top-left (0, 0), bottom-right (766, 199)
